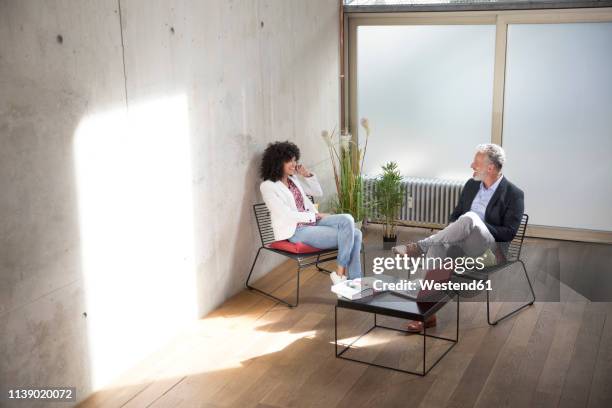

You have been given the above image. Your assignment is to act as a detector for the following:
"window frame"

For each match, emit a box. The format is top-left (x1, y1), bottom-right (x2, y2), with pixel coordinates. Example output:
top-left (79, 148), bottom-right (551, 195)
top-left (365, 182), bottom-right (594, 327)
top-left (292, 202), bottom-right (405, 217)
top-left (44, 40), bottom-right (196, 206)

top-left (345, 7), bottom-right (612, 242)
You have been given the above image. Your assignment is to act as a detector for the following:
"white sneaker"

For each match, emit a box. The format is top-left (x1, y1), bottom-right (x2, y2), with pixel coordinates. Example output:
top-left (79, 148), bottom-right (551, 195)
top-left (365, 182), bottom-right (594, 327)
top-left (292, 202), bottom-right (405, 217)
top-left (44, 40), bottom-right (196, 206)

top-left (330, 272), bottom-right (347, 285)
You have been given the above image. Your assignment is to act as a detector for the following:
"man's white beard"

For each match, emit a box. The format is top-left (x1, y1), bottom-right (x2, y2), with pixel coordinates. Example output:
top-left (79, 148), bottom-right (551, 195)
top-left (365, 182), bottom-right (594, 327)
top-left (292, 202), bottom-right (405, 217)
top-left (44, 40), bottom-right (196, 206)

top-left (473, 172), bottom-right (486, 181)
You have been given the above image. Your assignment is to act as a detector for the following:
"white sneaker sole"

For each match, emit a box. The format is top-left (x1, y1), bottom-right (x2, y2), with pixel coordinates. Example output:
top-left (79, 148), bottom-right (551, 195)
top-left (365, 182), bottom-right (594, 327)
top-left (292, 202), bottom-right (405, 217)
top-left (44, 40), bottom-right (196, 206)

top-left (330, 272), bottom-right (348, 285)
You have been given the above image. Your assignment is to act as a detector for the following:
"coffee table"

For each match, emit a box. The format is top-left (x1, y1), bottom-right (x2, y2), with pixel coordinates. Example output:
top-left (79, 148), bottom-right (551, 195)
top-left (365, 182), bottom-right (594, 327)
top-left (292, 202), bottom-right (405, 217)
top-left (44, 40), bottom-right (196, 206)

top-left (334, 276), bottom-right (459, 376)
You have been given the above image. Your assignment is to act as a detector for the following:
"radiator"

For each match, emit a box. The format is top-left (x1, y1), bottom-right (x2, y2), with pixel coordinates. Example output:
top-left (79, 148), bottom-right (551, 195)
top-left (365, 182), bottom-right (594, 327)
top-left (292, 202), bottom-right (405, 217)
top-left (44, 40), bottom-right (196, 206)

top-left (364, 177), bottom-right (465, 228)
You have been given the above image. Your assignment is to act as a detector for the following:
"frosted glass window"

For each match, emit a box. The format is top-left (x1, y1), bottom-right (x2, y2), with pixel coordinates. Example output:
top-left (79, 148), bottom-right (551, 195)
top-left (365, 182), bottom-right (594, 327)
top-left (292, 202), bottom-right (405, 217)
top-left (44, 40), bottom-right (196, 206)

top-left (358, 25), bottom-right (496, 180)
top-left (503, 23), bottom-right (612, 231)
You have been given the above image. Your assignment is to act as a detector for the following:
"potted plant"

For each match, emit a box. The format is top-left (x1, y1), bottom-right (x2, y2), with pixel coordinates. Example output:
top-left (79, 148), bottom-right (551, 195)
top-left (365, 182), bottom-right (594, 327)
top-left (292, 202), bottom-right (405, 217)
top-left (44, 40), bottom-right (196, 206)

top-left (373, 161), bottom-right (404, 249)
top-left (322, 118), bottom-right (372, 228)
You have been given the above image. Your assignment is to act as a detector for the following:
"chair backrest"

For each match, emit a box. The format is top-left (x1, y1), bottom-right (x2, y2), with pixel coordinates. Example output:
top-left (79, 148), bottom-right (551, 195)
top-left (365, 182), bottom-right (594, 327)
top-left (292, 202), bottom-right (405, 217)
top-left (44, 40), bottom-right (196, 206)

top-left (253, 196), bottom-right (315, 246)
top-left (504, 214), bottom-right (529, 262)
top-left (253, 203), bottom-right (275, 246)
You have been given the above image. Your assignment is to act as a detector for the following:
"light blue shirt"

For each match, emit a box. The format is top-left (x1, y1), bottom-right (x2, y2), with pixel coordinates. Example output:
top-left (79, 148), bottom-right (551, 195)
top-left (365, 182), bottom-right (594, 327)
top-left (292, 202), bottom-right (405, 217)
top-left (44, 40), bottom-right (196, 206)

top-left (470, 175), bottom-right (504, 222)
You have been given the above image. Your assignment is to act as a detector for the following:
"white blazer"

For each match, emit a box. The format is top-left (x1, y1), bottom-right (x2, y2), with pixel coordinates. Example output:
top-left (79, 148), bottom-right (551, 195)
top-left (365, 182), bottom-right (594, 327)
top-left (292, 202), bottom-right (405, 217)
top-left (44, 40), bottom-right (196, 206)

top-left (260, 174), bottom-right (323, 241)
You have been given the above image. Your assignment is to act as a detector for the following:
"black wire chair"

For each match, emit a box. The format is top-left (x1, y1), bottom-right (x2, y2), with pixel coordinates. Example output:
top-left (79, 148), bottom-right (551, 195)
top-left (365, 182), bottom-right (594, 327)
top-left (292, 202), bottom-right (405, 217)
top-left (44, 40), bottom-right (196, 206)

top-left (245, 203), bottom-right (340, 308)
top-left (453, 213), bottom-right (536, 325)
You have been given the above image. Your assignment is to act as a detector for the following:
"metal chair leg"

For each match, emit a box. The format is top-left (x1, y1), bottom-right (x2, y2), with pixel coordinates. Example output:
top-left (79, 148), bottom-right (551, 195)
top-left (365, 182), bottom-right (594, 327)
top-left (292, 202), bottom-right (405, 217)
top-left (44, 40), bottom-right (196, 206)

top-left (294, 265), bottom-right (301, 307)
top-left (361, 243), bottom-right (366, 276)
top-left (487, 260), bottom-right (536, 325)
top-left (520, 260), bottom-right (537, 306)
top-left (245, 247), bottom-right (301, 308)
top-left (315, 254), bottom-right (333, 274)
top-left (245, 247), bottom-right (263, 289)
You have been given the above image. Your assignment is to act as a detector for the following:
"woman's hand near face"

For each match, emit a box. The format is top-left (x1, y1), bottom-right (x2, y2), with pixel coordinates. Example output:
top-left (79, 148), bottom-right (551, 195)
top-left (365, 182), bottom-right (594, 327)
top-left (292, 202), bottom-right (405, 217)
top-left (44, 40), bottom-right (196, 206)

top-left (296, 164), bottom-right (312, 177)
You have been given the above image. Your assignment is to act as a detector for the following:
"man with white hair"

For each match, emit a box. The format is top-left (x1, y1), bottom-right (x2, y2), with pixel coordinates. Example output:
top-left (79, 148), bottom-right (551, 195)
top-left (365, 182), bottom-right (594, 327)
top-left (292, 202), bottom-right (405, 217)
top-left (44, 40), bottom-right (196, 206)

top-left (393, 143), bottom-right (525, 331)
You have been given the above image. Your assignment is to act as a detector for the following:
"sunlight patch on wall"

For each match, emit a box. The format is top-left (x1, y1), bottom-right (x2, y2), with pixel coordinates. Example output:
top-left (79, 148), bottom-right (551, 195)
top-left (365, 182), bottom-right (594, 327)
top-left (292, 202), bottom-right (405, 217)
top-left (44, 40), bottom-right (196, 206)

top-left (74, 94), bottom-right (197, 390)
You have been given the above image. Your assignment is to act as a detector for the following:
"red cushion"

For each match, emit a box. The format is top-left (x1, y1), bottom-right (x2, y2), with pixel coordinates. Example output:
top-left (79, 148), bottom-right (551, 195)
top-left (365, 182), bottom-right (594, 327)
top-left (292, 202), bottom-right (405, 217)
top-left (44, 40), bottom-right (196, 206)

top-left (267, 240), bottom-right (323, 254)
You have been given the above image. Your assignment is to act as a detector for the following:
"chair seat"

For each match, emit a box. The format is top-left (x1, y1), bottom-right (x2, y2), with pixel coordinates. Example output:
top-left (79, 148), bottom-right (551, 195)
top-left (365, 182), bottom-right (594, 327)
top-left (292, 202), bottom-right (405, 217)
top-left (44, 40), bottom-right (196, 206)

top-left (267, 240), bottom-right (332, 254)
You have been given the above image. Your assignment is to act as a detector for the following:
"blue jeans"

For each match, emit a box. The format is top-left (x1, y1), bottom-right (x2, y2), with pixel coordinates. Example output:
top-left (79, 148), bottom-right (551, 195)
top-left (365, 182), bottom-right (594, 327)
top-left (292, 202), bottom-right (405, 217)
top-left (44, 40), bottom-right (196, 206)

top-left (288, 214), bottom-right (363, 280)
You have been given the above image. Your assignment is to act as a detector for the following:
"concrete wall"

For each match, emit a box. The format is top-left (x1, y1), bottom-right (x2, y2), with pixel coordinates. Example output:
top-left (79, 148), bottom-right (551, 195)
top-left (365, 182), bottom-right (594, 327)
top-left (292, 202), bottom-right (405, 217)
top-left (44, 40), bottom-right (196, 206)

top-left (0, 0), bottom-right (339, 403)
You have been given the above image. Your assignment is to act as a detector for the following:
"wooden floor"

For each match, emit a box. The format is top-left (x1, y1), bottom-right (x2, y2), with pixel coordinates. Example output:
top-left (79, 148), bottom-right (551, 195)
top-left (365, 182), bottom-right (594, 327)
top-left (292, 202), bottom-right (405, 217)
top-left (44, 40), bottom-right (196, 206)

top-left (79, 227), bottom-right (612, 408)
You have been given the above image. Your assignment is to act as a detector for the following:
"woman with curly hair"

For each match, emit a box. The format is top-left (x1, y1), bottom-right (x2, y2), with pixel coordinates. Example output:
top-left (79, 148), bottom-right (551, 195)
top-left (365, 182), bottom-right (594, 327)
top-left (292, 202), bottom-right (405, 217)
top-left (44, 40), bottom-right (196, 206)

top-left (259, 141), bottom-right (362, 283)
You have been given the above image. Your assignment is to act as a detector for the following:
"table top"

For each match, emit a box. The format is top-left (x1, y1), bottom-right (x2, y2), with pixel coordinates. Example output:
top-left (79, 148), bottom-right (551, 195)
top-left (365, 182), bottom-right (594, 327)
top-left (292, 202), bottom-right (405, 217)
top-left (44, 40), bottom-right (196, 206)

top-left (336, 275), bottom-right (453, 321)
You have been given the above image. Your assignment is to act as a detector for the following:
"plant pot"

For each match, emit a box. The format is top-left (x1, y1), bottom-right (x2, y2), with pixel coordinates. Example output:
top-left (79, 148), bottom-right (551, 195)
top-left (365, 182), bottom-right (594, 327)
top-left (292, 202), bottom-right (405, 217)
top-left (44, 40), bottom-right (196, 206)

top-left (382, 235), bottom-right (397, 250)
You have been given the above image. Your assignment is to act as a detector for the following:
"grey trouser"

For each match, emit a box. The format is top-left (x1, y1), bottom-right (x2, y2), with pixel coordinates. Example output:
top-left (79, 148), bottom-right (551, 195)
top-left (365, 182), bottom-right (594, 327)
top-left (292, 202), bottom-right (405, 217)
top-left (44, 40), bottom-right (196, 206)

top-left (418, 211), bottom-right (496, 259)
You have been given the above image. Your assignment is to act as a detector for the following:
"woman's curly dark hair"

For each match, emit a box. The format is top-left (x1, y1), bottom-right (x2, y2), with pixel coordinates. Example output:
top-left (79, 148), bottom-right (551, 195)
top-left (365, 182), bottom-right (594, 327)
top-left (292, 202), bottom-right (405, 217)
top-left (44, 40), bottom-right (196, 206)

top-left (260, 141), bottom-right (301, 181)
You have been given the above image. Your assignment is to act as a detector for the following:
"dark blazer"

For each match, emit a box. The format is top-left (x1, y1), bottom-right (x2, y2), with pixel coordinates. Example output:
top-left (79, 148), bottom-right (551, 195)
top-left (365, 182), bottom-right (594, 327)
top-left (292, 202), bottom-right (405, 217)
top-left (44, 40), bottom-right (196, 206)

top-left (449, 177), bottom-right (524, 242)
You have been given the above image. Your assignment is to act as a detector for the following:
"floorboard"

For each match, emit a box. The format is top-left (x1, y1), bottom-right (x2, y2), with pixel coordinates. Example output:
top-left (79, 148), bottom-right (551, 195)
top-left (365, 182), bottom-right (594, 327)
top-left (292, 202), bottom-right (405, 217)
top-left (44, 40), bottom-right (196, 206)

top-left (77, 226), bottom-right (612, 408)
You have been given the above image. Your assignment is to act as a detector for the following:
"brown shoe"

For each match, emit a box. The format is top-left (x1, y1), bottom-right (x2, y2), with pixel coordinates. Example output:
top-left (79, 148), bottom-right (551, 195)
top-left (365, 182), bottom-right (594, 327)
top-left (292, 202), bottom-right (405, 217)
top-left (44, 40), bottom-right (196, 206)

top-left (406, 315), bottom-right (437, 333)
top-left (391, 242), bottom-right (423, 257)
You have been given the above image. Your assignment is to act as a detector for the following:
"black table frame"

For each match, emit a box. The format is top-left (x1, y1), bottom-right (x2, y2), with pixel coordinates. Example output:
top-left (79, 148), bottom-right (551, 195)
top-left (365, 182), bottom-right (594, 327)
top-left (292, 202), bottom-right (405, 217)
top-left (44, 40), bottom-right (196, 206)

top-left (334, 293), bottom-right (459, 376)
